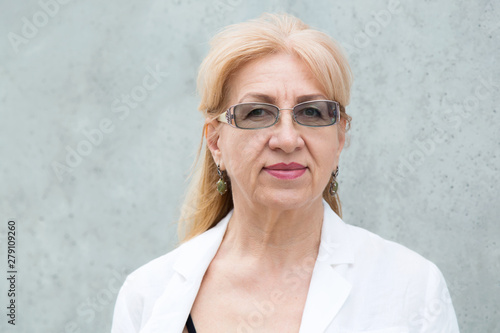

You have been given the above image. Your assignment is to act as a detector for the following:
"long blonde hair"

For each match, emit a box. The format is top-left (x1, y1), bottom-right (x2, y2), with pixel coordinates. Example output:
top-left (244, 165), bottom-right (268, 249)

top-left (178, 13), bottom-right (353, 242)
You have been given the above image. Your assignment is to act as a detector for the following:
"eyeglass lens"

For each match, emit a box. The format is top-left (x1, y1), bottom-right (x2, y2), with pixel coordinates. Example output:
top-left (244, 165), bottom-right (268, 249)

top-left (233, 101), bottom-right (337, 129)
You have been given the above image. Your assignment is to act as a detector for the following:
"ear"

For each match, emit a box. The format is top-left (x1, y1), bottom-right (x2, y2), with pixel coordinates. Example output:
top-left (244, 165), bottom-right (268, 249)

top-left (205, 118), bottom-right (223, 168)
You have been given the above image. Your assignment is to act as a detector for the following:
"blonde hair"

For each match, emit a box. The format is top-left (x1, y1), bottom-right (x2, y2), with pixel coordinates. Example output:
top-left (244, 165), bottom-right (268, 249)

top-left (178, 13), bottom-right (353, 242)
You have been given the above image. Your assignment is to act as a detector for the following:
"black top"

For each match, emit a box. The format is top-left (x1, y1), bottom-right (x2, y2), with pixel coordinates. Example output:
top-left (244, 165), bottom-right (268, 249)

top-left (186, 313), bottom-right (196, 333)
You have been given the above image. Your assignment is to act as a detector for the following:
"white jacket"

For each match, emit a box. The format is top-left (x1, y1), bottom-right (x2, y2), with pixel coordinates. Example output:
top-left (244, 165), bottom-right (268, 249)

top-left (111, 201), bottom-right (459, 333)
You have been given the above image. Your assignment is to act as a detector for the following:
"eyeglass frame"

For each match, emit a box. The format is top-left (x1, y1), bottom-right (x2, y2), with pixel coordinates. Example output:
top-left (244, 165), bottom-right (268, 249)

top-left (216, 99), bottom-right (341, 130)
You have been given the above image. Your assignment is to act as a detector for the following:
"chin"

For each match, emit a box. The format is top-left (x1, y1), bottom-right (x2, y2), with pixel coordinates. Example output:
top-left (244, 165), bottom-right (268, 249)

top-left (253, 188), bottom-right (316, 211)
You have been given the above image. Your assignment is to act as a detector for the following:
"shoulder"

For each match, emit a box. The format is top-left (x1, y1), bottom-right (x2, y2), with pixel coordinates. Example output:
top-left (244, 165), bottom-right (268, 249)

top-left (322, 204), bottom-right (447, 296)
top-left (354, 227), bottom-right (459, 330)
top-left (122, 246), bottom-right (182, 296)
top-left (347, 223), bottom-right (433, 269)
top-left (112, 246), bottom-right (183, 323)
top-left (111, 247), bottom-right (182, 333)
top-left (111, 239), bottom-right (199, 332)
top-left (325, 214), bottom-right (459, 330)
top-left (343, 221), bottom-right (445, 293)
top-left (341, 222), bottom-right (457, 325)
top-left (323, 203), bottom-right (434, 275)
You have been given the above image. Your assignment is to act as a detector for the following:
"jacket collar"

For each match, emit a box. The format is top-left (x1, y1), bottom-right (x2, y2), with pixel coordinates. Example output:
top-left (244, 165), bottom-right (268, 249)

top-left (141, 201), bottom-right (354, 332)
top-left (317, 200), bottom-right (355, 265)
top-left (172, 211), bottom-right (233, 280)
top-left (298, 201), bottom-right (354, 332)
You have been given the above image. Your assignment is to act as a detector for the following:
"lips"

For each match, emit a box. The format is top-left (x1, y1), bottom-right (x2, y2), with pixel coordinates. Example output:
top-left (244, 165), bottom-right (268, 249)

top-left (263, 162), bottom-right (307, 180)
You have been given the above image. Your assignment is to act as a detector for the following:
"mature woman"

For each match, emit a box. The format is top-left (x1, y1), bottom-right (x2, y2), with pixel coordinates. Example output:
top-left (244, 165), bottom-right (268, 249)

top-left (112, 14), bottom-right (459, 333)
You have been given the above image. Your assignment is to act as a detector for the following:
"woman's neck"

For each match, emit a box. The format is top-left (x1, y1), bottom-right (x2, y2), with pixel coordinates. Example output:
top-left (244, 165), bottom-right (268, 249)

top-left (218, 197), bottom-right (324, 270)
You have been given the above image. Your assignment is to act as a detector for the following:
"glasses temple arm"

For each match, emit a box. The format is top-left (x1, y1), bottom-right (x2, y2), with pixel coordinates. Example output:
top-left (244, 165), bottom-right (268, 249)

top-left (216, 111), bottom-right (229, 124)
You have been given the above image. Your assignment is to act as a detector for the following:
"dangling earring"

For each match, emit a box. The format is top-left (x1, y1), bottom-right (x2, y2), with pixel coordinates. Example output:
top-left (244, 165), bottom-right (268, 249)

top-left (216, 164), bottom-right (227, 195)
top-left (329, 166), bottom-right (339, 196)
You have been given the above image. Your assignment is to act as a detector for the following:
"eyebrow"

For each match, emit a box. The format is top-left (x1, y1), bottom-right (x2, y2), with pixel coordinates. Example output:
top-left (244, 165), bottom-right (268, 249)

top-left (238, 93), bottom-right (327, 104)
top-left (238, 93), bottom-right (274, 104)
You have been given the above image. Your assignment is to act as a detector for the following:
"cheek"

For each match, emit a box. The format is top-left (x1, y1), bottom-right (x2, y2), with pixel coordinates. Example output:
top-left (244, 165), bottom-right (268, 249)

top-left (308, 135), bottom-right (340, 173)
top-left (220, 131), bottom-right (269, 172)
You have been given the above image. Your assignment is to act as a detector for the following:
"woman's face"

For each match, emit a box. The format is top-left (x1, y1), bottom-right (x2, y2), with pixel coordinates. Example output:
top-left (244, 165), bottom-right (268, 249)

top-left (208, 52), bottom-right (345, 211)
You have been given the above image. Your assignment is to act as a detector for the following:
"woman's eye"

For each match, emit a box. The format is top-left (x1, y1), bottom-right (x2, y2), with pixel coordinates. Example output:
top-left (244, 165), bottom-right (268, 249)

top-left (247, 109), bottom-right (266, 117)
top-left (303, 108), bottom-right (322, 117)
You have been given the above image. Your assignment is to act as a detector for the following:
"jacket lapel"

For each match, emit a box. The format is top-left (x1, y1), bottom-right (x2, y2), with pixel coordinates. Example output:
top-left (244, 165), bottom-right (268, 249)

top-left (299, 202), bottom-right (355, 332)
top-left (140, 211), bottom-right (232, 333)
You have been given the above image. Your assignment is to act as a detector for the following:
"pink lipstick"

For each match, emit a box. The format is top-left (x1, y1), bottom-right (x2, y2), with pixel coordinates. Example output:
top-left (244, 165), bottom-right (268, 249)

top-left (264, 162), bottom-right (307, 180)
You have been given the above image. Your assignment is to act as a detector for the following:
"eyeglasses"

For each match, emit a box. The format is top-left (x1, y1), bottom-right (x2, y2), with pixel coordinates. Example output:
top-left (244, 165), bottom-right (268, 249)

top-left (217, 100), bottom-right (340, 130)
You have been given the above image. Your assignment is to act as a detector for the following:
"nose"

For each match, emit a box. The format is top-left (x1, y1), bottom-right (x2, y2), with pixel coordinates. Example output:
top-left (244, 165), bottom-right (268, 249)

top-left (268, 109), bottom-right (305, 153)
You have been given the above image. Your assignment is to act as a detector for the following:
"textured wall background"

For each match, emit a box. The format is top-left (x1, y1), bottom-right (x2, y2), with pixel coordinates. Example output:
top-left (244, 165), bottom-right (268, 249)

top-left (1, 0), bottom-right (498, 332)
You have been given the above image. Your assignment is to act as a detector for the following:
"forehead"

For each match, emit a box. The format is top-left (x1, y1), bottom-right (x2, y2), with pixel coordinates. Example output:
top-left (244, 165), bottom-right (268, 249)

top-left (227, 53), bottom-right (327, 104)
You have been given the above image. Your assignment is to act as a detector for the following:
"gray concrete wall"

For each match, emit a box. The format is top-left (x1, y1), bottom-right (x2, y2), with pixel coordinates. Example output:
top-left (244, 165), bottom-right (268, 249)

top-left (0, 0), bottom-right (498, 332)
